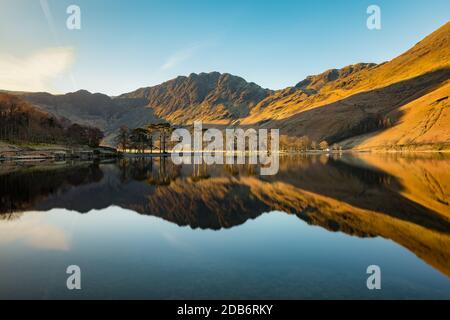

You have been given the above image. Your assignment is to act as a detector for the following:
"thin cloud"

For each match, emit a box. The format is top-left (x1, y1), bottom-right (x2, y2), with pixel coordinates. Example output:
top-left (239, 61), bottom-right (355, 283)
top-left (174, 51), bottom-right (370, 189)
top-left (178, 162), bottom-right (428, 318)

top-left (161, 44), bottom-right (204, 70)
top-left (39, 0), bottom-right (77, 90)
top-left (39, 0), bottom-right (59, 43)
top-left (0, 47), bottom-right (75, 92)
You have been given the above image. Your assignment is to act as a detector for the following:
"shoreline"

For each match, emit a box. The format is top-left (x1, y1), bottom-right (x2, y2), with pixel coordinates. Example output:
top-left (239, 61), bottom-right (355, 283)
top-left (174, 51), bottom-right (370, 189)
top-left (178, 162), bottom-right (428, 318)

top-left (2, 141), bottom-right (449, 162)
top-left (0, 142), bottom-right (118, 161)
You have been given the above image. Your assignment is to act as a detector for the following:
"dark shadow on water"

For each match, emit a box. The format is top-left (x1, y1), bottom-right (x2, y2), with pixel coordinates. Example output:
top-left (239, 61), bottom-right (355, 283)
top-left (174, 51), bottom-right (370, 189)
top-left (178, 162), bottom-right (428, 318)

top-left (0, 155), bottom-right (449, 233)
top-left (265, 156), bottom-right (450, 234)
top-left (0, 154), bottom-right (449, 276)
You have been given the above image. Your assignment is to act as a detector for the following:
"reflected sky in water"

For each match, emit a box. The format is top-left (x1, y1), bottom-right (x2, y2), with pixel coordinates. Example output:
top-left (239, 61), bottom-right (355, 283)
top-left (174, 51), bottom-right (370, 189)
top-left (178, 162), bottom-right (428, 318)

top-left (0, 154), bottom-right (449, 299)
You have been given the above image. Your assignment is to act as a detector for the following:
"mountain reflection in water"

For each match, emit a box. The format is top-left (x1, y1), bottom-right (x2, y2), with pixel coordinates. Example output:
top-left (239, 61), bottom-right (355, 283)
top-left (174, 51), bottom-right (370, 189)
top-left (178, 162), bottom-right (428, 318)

top-left (0, 153), bottom-right (449, 280)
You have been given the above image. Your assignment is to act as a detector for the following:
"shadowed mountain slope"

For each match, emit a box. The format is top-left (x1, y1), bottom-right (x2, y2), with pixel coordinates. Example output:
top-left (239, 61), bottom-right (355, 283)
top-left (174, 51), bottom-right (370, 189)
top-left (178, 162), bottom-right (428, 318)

top-left (3, 22), bottom-right (449, 149)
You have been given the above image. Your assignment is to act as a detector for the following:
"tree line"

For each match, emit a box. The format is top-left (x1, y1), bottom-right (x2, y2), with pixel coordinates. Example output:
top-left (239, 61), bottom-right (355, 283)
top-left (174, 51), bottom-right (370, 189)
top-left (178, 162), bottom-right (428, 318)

top-left (279, 135), bottom-right (342, 152)
top-left (0, 94), bottom-right (103, 147)
top-left (115, 123), bottom-right (174, 154)
top-left (116, 123), bottom-right (342, 154)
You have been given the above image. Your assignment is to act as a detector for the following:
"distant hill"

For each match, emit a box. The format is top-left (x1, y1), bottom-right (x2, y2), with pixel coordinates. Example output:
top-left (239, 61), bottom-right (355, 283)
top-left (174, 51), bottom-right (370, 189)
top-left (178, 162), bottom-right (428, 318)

top-left (11, 89), bottom-right (158, 145)
top-left (14, 72), bottom-right (271, 145)
top-left (0, 93), bottom-right (103, 147)
top-left (4, 21), bottom-right (450, 149)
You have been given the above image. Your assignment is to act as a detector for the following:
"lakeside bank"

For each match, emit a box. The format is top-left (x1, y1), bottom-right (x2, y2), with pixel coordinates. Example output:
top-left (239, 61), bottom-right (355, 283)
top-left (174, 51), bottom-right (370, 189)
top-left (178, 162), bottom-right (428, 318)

top-left (0, 142), bottom-right (118, 161)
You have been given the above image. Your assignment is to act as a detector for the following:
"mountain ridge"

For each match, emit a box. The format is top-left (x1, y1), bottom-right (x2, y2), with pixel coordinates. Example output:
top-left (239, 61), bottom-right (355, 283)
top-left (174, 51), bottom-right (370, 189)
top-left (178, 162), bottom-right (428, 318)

top-left (117, 71), bottom-right (273, 123)
top-left (1, 21), bottom-right (449, 149)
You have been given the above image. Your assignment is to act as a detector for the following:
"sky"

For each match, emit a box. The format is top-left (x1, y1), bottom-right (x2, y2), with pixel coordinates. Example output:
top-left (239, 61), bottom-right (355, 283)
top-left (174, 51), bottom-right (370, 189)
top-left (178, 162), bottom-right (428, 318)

top-left (0, 0), bottom-right (449, 95)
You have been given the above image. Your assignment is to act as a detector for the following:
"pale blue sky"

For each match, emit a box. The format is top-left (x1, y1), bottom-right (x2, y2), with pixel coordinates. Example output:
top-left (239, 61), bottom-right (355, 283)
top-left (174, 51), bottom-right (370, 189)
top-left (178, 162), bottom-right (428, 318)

top-left (0, 0), bottom-right (449, 95)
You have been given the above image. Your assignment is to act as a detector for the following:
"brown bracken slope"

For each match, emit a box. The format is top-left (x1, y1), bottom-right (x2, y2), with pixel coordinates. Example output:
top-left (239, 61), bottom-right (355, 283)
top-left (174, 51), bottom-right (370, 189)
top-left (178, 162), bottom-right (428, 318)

top-left (241, 21), bottom-right (450, 148)
top-left (4, 22), bottom-right (449, 149)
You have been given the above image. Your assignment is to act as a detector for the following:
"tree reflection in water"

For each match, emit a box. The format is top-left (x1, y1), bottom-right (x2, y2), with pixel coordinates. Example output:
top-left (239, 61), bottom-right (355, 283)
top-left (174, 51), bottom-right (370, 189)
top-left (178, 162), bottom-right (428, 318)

top-left (0, 154), bottom-right (449, 277)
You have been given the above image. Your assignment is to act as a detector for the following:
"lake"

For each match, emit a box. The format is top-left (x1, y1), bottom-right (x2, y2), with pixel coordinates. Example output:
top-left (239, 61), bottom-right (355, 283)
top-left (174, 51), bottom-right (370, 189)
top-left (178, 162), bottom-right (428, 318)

top-left (0, 153), bottom-right (449, 299)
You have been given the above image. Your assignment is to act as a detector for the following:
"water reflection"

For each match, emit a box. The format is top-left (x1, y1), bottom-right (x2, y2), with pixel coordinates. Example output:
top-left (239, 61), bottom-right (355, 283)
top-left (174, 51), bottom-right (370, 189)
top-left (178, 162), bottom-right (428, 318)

top-left (0, 154), bottom-right (449, 279)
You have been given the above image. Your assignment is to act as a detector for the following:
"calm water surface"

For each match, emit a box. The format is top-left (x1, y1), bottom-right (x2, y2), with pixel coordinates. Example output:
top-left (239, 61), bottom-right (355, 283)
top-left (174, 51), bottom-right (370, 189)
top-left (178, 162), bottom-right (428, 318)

top-left (0, 154), bottom-right (449, 299)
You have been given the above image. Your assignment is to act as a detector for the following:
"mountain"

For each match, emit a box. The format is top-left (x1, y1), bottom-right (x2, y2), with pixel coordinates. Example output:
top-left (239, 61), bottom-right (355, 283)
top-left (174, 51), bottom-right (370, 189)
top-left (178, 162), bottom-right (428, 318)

top-left (18, 90), bottom-right (127, 130)
top-left (117, 72), bottom-right (272, 124)
top-left (12, 89), bottom-right (163, 145)
top-left (3, 21), bottom-right (450, 149)
top-left (0, 93), bottom-right (103, 146)
top-left (241, 21), bottom-right (450, 148)
top-left (341, 81), bottom-right (450, 150)
top-left (14, 72), bottom-right (271, 144)
top-left (295, 63), bottom-right (377, 93)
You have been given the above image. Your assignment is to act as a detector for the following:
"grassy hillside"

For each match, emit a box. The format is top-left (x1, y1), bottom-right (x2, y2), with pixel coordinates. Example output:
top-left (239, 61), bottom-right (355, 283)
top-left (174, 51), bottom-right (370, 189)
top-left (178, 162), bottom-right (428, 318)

top-left (4, 22), bottom-right (449, 150)
top-left (244, 22), bottom-right (450, 124)
top-left (342, 81), bottom-right (450, 150)
top-left (241, 22), bottom-right (450, 149)
top-left (0, 93), bottom-right (103, 147)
